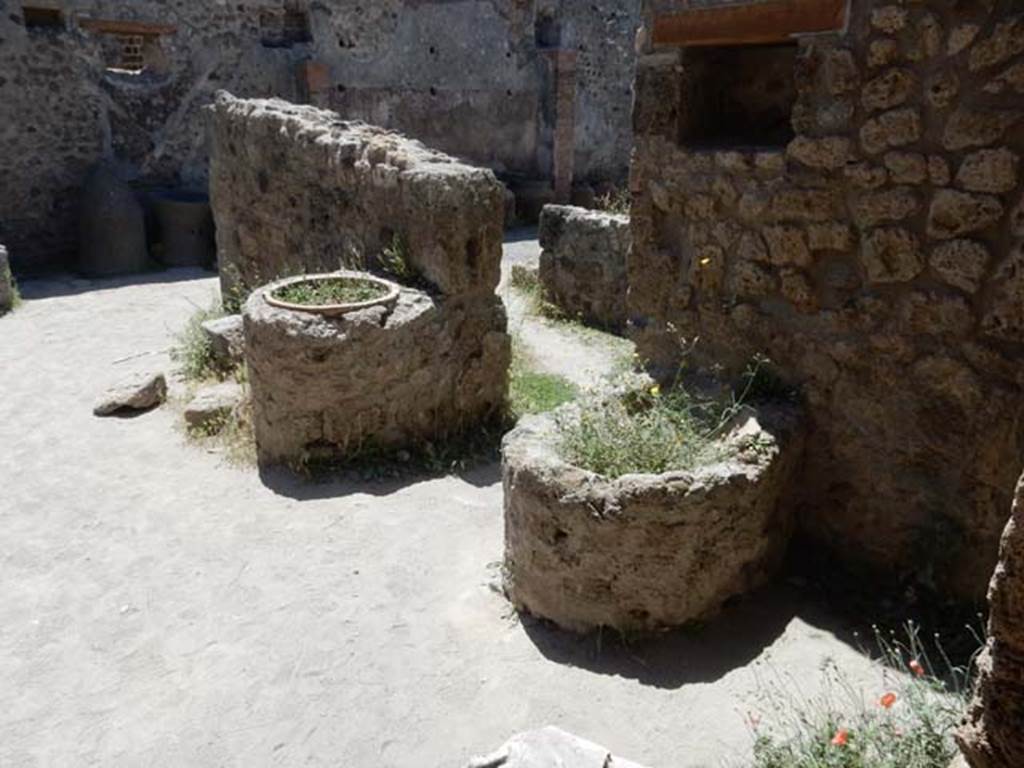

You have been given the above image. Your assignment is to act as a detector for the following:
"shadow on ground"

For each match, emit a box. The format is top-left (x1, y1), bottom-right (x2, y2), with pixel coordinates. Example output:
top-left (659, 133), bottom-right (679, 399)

top-left (520, 582), bottom-right (855, 690)
top-left (258, 459), bottom-right (503, 501)
top-left (17, 266), bottom-right (216, 301)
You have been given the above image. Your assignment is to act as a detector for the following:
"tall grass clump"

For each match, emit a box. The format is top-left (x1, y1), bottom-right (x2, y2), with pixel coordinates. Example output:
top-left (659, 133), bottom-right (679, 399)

top-left (509, 339), bottom-right (578, 418)
top-left (748, 623), bottom-right (981, 768)
top-left (171, 299), bottom-right (227, 381)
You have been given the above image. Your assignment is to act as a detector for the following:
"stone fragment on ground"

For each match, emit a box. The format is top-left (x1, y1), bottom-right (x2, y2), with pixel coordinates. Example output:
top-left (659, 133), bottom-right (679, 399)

top-left (184, 381), bottom-right (245, 432)
top-left (93, 370), bottom-right (167, 416)
top-left (201, 314), bottom-right (245, 368)
top-left (464, 727), bottom-right (649, 768)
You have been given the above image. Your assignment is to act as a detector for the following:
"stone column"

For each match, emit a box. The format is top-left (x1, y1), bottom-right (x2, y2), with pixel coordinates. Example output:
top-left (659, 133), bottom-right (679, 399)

top-left (957, 470), bottom-right (1024, 767)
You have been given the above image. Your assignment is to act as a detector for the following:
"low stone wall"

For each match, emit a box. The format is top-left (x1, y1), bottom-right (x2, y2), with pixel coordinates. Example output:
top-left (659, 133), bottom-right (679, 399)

top-left (502, 403), bottom-right (804, 633)
top-left (538, 205), bottom-right (631, 331)
top-left (0, 244), bottom-right (14, 314)
top-left (958, 469), bottom-right (1024, 768)
top-left (245, 275), bottom-right (510, 468)
top-left (208, 93), bottom-right (507, 303)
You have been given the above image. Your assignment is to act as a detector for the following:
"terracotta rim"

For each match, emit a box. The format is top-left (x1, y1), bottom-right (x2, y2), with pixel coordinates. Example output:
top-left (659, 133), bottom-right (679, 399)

top-left (264, 272), bottom-right (401, 317)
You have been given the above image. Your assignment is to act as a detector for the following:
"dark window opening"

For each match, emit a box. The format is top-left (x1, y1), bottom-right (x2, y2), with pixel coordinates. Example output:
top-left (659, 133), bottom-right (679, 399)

top-left (261, 4), bottom-right (311, 48)
top-left (679, 43), bottom-right (798, 149)
top-left (534, 12), bottom-right (561, 49)
top-left (22, 6), bottom-right (63, 30)
top-left (101, 32), bottom-right (167, 76)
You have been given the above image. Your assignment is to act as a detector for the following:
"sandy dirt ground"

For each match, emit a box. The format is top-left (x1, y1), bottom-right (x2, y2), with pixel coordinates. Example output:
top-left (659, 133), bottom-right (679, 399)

top-left (1, 237), bottom-right (890, 767)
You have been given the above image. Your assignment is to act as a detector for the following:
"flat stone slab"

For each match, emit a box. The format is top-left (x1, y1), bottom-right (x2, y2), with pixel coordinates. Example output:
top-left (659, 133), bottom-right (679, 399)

top-left (93, 370), bottom-right (167, 416)
top-left (465, 727), bottom-right (650, 768)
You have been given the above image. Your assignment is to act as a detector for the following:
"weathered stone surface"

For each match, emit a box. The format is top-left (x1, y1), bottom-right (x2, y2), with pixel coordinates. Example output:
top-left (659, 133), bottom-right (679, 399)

top-left (927, 190), bottom-right (1004, 240)
top-left (209, 94), bottom-right (507, 302)
top-left (502, 404), bottom-right (804, 633)
top-left (465, 728), bottom-right (649, 768)
top-left (862, 228), bottom-right (923, 283)
top-left (983, 247), bottom-right (1024, 341)
top-left (956, 149), bottom-right (1020, 194)
top-left (931, 240), bottom-right (990, 294)
top-left (862, 68), bottom-right (915, 112)
top-left (201, 314), bottom-right (245, 369)
top-left (925, 70), bottom-right (960, 109)
top-left (860, 108), bottom-right (922, 154)
top-left (968, 15), bottom-right (1024, 72)
top-left (0, 244), bottom-right (14, 315)
top-left (786, 136), bottom-right (851, 169)
top-left (538, 205), bottom-right (630, 332)
top-left (245, 276), bottom-right (509, 468)
top-left (184, 381), bottom-right (244, 432)
top-left (949, 25), bottom-right (981, 57)
top-left (884, 152), bottom-right (928, 184)
top-left (871, 6), bottom-right (908, 34)
top-left (78, 165), bottom-right (149, 277)
top-left (957, 470), bottom-right (1024, 768)
top-left (764, 226), bottom-right (811, 267)
top-left (93, 371), bottom-right (167, 416)
top-left (943, 110), bottom-right (1022, 151)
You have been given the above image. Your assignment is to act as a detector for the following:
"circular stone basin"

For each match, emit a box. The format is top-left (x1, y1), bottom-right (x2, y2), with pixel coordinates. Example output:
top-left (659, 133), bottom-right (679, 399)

top-left (264, 272), bottom-right (401, 317)
top-left (502, 403), bottom-right (804, 634)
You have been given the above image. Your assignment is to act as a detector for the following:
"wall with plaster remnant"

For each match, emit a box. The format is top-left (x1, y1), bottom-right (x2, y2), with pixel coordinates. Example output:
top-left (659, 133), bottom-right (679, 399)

top-left (0, 0), bottom-right (640, 274)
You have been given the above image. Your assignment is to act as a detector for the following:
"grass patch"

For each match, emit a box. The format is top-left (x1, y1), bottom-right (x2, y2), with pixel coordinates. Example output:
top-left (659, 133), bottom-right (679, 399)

top-left (171, 299), bottom-right (227, 382)
top-left (271, 276), bottom-right (389, 306)
top-left (594, 186), bottom-right (631, 216)
top-left (748, 624), bottom-right (979, 768)
top-left (185, 386), bottom-right (257, 467)
top-left (509, 264), bottom-right (567, 321)
top-left (556, 382), bottom-right (735, 477)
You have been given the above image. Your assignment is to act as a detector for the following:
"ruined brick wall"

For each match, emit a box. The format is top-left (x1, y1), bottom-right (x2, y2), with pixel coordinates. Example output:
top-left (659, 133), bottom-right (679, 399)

top-left (0, 0), bottom-right (302, 273)
top-left (0, 0), bottom-right (640, 274)
top-left (629, 0), bottom-right (1024, 600)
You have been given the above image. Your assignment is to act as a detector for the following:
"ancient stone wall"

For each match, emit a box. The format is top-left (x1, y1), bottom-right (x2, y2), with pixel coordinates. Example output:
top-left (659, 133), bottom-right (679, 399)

top-left (0, 244), bottom-right (14, 314)
top-left (207, 94), bottom-right (507, 302)
top-left (630, 0), bottom-right (1024, 600)
top-left (538, 205), bottom-right (631, 331)
top-left (958, 468), bottom-right (1024, 768)
top-left (0, 0), bottom-right (640, 274)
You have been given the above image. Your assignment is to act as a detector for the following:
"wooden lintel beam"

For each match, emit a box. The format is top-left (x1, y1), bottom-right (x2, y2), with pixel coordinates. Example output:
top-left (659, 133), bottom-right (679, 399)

top-left (79, 18), bottom-right (177, 37)
top-left (652, 0), bottom-right (848, 48)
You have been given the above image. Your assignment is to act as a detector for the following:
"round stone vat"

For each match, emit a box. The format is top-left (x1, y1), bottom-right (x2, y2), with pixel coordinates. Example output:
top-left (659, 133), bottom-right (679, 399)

top-left (244, 272), bottom-right (510, 469)
top-left (154, 190), bottom-right (215, 268)
top-left (502, 403), bottom-right (804, 634)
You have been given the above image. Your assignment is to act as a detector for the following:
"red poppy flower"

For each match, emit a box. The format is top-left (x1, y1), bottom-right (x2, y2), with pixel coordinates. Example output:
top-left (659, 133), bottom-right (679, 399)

top-left (909, 659), bottom-right (925, 677)
top-left (831, 729), bottom-right (849, 747)
top-left (880, 692), bottom-right (897, 709)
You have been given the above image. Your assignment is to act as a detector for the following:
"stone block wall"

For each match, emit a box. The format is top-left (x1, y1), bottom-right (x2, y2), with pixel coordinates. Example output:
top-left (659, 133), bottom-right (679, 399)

top-left (207, 94), bottom-right (506, 302)
top-left (538, 205), bottom-right (630, 331)
top-left (629, 0), bottom-right (1024, 600)
top-left (0, 0), bottom-right (641, 274)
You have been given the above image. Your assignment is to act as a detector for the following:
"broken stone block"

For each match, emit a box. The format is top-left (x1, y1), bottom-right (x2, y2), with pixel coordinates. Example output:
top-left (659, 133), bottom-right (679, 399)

top-left (78, 164), bottom-right (149, 277)
top-left (464, 727), bottom-right (649, 768)
top-left (184, 381), bottom-right (244, 432)
top-left (93, 371), bottom-right (167, 416)
top-left (538, 205), bottom-right (630, 332)
top-left (201, 314), bottom-right (245, 368)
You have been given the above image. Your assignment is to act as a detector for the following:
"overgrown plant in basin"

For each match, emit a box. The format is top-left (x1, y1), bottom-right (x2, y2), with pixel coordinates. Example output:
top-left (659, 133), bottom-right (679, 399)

top-left (270, 276), bottom-right (390, 306)
top-left (748, 623), bottom-right (980, 768)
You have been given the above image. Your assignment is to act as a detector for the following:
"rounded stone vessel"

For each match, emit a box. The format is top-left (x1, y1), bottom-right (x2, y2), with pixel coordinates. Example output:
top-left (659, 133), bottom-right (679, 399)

top-left (244, 271), bottom-right (509, 468)
top-left (502, 403), bottom-right (804, 633)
